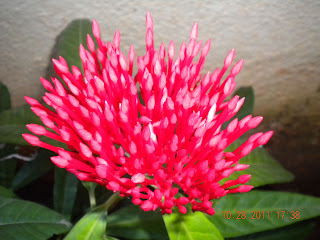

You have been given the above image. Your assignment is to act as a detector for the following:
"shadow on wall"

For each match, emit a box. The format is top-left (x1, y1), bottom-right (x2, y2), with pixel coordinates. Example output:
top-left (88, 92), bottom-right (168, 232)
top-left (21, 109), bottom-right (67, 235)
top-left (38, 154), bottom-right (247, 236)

top-left (44, 19), bottom-right (93, 86)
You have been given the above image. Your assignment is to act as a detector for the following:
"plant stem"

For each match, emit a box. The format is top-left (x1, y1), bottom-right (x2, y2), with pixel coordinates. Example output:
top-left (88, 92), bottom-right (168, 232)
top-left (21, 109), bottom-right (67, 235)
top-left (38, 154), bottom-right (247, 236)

top-left (94, 193), bottom-right (122, 212)
top-left (88, 187), bottom-right (96, 208)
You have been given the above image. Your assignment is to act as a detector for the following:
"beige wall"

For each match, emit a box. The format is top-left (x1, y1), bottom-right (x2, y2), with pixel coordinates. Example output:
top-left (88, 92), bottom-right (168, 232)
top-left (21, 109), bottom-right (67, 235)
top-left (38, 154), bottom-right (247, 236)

top-left (1, 0), bottom-right (319, 126)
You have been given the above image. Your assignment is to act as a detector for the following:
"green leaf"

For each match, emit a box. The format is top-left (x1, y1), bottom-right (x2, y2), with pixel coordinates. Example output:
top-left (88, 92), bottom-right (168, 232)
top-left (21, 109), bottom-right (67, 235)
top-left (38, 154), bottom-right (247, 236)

top-left (0, 159), bottom-right (16, 188)
top-left (105, 236), bottom-right (120, 240)
top-left (0, 105), bottom-right (41, 145)
top-left (208, 190), bottom-right (320, 238)
top-left (226, 222), bottom-right (315, 240)
top-left (0, 104), bottom-right (42, 127)
top-left (0, 196), bottom-right (71, 240)
top-left (107, 204), bottom-right (169, 240)
top-left (0, 186), bottom-right (17, 198)
top-left (58, 19), bottom-right (94, 71)
top-left (220, 140), bottom-right (294, 187)
top-left (64, 210), bottom-right (107, 240)
top-left (0, 81), bottom-right (11, 113)
top-left (54, 168), bottom-right (79, 219)
top-left (11, 149), bottom-right (54, 191)
top-left (164, 210), bottom-right (224, 240)
top-left (0, 104), bottom-right (67, 148)
top-left (0, 144), bottom-right (17, 188)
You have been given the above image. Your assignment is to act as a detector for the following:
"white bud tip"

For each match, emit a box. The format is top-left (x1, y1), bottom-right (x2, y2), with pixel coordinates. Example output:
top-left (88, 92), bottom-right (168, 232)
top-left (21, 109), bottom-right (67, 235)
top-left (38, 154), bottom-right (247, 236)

top-left (92, 19), bottom-right (100, 38)
top-left (113, 30), bottom-right (120, 49)
top-left (231, 59), bottom-right (244, 76)
top-left (131, 173), bottom-right (145, 183)
top-left (190, 22), bottom-right (198, 40)
top-left (224, 49), bottom-right (235, 67)
top-left (168, 40), bottom-right (175, 59)
top-left (201, 39), bottom-right (211, 57)
top-left (146, 12), bottom-right (154, 29)
top-left (207, 104), bottom-right (217, 122)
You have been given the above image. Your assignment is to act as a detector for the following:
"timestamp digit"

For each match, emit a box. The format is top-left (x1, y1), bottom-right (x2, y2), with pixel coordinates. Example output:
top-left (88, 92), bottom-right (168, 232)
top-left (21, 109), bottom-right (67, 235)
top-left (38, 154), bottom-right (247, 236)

top-left (236, 211), bottom-right (246, 219)
top-left (291, 211), bottom-right (300, 219)
top-left (223, 211), bottom-right (232, 219)
top-left (251, 211), bottom-right (256, 219)
top-left (276, 210), bottom-right (285, 219)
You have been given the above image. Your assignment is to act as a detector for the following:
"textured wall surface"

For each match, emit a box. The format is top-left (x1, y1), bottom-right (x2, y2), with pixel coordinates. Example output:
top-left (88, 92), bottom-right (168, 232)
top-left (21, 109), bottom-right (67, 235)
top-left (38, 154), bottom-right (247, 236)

top-left (1, 0), bottom-right (319, 125)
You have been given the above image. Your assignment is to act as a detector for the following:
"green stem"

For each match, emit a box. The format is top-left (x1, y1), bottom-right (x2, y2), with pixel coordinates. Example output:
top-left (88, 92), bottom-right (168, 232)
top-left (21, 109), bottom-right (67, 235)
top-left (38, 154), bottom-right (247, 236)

top-left (88, 187), bottom-right (96, 208)
top-left (94, 193), bottom-right (122, 212)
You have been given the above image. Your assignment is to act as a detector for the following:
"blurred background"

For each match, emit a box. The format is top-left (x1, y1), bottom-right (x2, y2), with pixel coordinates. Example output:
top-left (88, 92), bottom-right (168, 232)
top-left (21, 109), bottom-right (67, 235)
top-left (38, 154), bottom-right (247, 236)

top-left (1, 0), bottom-right (319, 217)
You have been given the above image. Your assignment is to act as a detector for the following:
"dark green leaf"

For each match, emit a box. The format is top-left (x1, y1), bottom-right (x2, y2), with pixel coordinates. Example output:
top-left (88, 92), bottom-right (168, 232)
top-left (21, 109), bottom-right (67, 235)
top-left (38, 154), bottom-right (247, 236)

top-left (54, 168), bottom-right (79, 219)
top-left (0, 196), bottom-right (71, 240)
top-left (226, 221), bottom-right (315, 240)
top-left (0, 144), bottom-right (17, 188)
top-left (11, 149), bottom-right (54, 191)
top-left (58, 19), bottom-right (94, 71)
top-left (208, 190), bottom-right (320, 238)
top-left (64, 210), bottom-right (107, 240)
top-left (105, 236), bottom-right (120, 240)
top-left (0, 159), bottom-right (17, 188)
top-left (0, 104), bottom-right (42, 127)
top-left (0, 105), bottom-right (41, 144)
top-left (0, 186), bottom-right (17, 198)
top-left (0, 125), bottom-right (29, 145)
top-left (0, 81), bottom-right (11, 113)
top-left (0, 159), bottom-right (16, 188)
top-left (0, 104), bottom-right (67, 148)
top-left (164, 210), bottom-right (224, 240)
top-left (107, 204), bottom-right (169, 240)
top-left (220, 140), bottom-right (294, 187)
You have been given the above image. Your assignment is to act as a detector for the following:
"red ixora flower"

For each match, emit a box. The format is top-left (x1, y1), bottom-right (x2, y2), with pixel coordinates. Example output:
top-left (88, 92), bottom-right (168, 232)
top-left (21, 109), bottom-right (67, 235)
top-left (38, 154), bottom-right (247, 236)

top-left (23, 12), bottom-right (273, 215)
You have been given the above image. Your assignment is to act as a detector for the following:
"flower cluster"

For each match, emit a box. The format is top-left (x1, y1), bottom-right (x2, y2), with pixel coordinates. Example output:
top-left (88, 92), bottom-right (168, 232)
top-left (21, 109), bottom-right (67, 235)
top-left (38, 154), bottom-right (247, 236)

top-left (23, 12), bottom-right (273, 215)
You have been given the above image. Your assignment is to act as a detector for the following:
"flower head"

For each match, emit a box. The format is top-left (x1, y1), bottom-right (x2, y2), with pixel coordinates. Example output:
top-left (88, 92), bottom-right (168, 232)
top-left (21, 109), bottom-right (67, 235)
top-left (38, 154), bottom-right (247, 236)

top-left (23, 12), bottom-right (273, 215)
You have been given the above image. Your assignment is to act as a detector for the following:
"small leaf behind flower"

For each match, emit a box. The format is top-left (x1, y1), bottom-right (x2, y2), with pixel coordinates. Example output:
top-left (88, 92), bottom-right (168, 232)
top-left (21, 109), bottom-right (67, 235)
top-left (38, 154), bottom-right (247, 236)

top-left (221, 140), bottom-right (294, 187)
top-left (0, 105), bottom-right (42, 145)
top-left (0, 105), bottom-right (66, 147)
top-left (58, 19), bottom-right (95, 72)
top-left (0, 81), bottom-right (11, 113)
